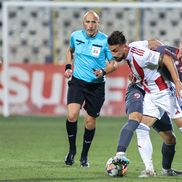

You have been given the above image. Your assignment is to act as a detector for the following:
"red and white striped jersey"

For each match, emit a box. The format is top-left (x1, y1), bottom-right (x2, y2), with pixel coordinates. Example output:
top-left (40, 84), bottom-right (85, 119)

top-left (126, 42), bottom-right (169, 93)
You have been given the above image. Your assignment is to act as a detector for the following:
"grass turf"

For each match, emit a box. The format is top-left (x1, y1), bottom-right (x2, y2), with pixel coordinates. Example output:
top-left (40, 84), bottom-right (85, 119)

top-left (0, 116), bottom-right (181, 181)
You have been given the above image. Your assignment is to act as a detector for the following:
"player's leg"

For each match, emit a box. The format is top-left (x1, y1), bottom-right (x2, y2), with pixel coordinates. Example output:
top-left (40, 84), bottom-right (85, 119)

top-left (65, 77), bottom-right (84, 165)
top-left (138, 112), bottom-right (182, 177)
top-left (137, 113), bottom-right (171, 175)
top-left (152, 113), bottom-right (177, 176)
top-left (117, 111), bottom-right (142, 154)
top-left (173, 117), bottom-right (182, 132)
top-left (158, 131), bottom-right (179, 176)
top-left (116, 85), bottom-right (144, 159)
top-left (80, 114), bottom-right (96, 167)
top-left (136, 123), bottom-right (155, 177)
top-left (155, 90), bottom-right (182, 175)
top-left (136, 92), bottom-right (163, 177)
top-left (136, 115), bottom-right (157, 177)
top-left (65, 103), bottom-right (81, 165)
top-left (80, 82), bottom-right (105, 167)
top-left (158, 130), bottom-right (182, 176)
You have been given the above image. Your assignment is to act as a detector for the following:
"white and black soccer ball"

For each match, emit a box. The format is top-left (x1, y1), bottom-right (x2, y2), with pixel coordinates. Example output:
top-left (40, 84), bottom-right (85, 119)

top-left (105, 157), bottom-right (128, 177)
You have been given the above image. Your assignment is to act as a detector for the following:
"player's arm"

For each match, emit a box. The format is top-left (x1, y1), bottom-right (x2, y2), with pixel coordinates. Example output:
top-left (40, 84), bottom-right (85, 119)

top-left (160, 54), bottom-right (182, 97)
top-left (64, 47), bottom-right (74, 79)
top-left (93, 60), bottom-right (118, 78)
top-left (130, 39), bottom-right (163, 50)
top-left (94, 41), bottom-right (118, 77)
top-left (105, 60), bottom-right (118, 74)
top-left (147, 39), bottom-right (163, 50)
top-left (104, 42), bottom-right (118, 75)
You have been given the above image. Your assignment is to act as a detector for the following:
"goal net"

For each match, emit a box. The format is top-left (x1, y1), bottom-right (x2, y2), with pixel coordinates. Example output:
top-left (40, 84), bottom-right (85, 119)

top-left (1, 1), bottom-right (182, 116)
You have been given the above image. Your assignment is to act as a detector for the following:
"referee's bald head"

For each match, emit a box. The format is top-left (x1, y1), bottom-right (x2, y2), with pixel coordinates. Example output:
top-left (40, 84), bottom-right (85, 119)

top-left (83, 10), bottom-right (100, 22)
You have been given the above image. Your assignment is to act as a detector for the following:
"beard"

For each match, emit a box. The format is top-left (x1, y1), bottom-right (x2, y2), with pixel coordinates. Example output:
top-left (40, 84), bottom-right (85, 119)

top-left (114, 54), bottom-right (125, 62)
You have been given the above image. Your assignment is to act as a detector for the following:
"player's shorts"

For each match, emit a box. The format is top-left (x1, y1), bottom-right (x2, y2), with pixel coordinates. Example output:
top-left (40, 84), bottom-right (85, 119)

top-left (125, 84), bottom-right (145, 115)
top-left (67, 76), bottom-right (105, 117)
top-left (143, 89), bottom-right (182, 119)
top-left (153, 112), bottom-right (173, 132)
top-left (126, 84), bottom-right (173, 132)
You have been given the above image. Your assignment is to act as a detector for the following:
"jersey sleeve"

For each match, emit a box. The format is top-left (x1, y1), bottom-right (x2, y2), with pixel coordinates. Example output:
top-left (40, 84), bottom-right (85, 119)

top-left (70, 32), bottom-right (75, 49)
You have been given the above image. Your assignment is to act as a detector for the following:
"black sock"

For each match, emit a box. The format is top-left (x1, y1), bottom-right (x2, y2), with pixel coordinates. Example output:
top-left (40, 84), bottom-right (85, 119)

top-left (66, 120), bottom-right (77, 154)
top-left (162, 142), bottom-right (175, 169)
top-left (117, 120), bottom-right (139, 152)
top-left (81, 128), bottom-right (95, 158)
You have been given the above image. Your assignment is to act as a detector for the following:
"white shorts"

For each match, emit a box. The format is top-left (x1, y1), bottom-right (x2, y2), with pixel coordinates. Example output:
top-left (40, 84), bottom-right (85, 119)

top-left (143, 89), bottom-right (182, 119)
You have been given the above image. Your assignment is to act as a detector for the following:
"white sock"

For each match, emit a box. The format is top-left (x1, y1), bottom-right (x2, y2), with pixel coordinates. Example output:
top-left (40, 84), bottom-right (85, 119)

top-left (116, 152), bottom-right (126, 156)
top-left (136, 123), bottom-right (154, 172)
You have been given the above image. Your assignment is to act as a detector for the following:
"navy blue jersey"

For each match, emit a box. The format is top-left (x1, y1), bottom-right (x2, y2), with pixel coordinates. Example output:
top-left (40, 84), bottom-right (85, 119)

top-left (157, 46), bottom-right (182, 81)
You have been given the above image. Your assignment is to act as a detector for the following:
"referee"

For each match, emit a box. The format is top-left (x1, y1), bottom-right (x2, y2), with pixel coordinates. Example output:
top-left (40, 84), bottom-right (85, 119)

top-left (64, 10), bottom-right (117, 167)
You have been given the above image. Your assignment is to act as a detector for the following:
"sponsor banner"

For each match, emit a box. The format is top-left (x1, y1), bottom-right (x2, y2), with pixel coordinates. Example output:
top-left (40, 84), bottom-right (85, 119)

top-left (0, 64), bottom-right (130, 116)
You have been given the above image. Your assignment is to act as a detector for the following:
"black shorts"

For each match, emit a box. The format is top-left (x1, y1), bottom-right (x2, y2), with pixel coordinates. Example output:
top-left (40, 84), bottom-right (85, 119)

top-left (125, 84), bottom-right (173, 132)
top-left (153, 112), bottom-right (173, 132)
top-left (67, 76), bottom-right (105, 117)
top-left (125, 84), bottom-right (145, 115)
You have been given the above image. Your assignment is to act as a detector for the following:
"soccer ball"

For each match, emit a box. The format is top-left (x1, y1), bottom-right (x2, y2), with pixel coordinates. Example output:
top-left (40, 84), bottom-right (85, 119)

top-left (105, 157), bottom-right (128, 177)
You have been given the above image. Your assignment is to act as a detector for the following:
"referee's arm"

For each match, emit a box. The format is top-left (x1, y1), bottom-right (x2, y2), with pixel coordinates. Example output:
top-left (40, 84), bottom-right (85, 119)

top-left (64, 47), bottom-right (74, 78)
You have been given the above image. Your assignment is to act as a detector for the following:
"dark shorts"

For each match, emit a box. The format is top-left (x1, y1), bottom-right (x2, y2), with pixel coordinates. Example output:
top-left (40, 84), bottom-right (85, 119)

top-left (126, 84), bottom-right (173, 132)
top-left (125, 84), bottom-right (145, 115)
top-left (153, 112), bottom-right (173, 132)
top-left (67, 76), bottom-right (105, 117)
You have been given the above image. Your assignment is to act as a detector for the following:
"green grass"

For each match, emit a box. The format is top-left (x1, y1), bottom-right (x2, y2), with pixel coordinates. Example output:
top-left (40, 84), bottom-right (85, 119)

top-left (0, 116), bottom-right (181, 181)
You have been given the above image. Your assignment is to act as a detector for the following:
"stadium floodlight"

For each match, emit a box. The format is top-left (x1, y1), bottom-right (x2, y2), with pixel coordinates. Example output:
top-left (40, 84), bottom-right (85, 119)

top-left (2, 1), bottom-right (182, 117)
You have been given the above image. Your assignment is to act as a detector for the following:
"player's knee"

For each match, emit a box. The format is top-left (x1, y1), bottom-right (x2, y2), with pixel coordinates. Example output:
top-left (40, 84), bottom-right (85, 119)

top-left (165, 134), bottom-right (176, 145)
top-left (67, 111), bottom-right (79, 122)
top-left (85, 117), bottom-right (96, 129)
top-left (129, 112), bottom-right (142, 122)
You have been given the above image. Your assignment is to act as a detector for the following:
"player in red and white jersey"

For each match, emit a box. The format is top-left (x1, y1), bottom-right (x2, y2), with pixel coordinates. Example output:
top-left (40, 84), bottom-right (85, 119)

top-left (108, 31), bottom-right (182, 176)
top-left (130, 43), bottom-right (182, 176)
top-left (126, 43), bottom-right (176, 94)
top-left (135, 44), bottom-right (182, 177)
top-left (108, 31), bottom-right (182, 121)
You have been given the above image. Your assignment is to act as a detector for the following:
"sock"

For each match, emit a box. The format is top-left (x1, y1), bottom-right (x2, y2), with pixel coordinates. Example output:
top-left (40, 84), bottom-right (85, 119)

top-left (136, 123), bottom-right (154, 171)
top-left (81, 128), bottom-right (95, 158)
top-left (162, 142), bottom-right (175, 170)
top-left (117, 120), bottom-right (139, 152)
top-left (66, 119), bottom-right (77, 153)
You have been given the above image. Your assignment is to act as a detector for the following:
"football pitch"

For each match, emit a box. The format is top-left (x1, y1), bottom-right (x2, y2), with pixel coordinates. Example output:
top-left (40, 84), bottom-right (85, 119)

top-left (0, 116), bottom-right (181, 182)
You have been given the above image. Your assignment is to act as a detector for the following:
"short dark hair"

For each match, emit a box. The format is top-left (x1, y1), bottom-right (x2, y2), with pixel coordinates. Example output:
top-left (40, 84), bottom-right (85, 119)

top-left (108, 31), bottom-right (127, 45)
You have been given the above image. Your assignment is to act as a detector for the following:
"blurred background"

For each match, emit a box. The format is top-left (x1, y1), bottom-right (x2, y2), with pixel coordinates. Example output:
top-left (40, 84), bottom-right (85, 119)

top-left (1, 0), bottom-right (182, 63)
top-left (0, 0), bottom-right (182, 116)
